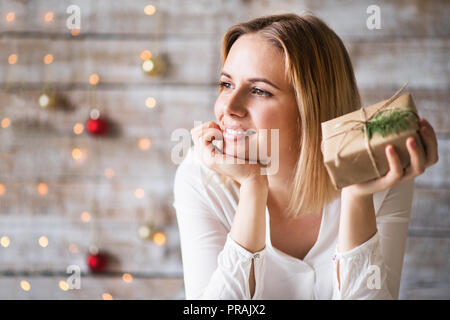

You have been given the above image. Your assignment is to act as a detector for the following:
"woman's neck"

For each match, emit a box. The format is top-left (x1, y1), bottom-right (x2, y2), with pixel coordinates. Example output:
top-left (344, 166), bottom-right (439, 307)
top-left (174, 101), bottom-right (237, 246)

top-left (266, 153), bottom-right (298, 219)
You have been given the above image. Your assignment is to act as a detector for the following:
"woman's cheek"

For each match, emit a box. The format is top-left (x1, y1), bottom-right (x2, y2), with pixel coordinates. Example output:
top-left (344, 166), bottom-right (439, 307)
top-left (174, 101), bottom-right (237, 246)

top-left (257, 131), bottom-right (270, 160)
top-left (213, 100), bottom-right (221, 121)
top-left (254, 112), bottom-right (281, 159)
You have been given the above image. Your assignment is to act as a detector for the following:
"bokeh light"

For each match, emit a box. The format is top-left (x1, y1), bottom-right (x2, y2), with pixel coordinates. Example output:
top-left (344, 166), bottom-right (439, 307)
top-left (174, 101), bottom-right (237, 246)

top-left (38, 236), bottom-right (49, 248)
top-left (153, 232), bottom-right (166, 246)
top-left (44, 12), bottom-right (54, 22)
top-left (138, 138), bottom-right (151, 150)
top-left (89, 73), bottom-right (100, 85)
top-left (144, 5), bottom-right (156, 15)
top-left (6, 12), bottom-right (15, 22)
top-left (135, 188), bottom-right (145, 199)
top-left (1, 118), bottom-right (11, 128)
top-left (1, 236), bottom-right (10, 248)
top-left (102, 293), bottom-right (113, 300)
top-left (80, 211), bottom-right (91, 223)
top-left (37, 183), bottom-right (48, 195)
top-left (20, 280), bottom-right (31, 291)
top-left (145, 97), bottom-right (156, 108)
top-left (73, 123), bottom-right (84, 135)
top-left (44, 54), bottom-right (54, 64)
top-left (8, 54), bottom-right (18, 65)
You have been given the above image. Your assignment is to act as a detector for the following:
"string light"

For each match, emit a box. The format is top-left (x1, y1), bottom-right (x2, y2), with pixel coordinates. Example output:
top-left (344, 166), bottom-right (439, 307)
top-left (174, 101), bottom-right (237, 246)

top-left (59, 280), bottom-right (69, 291)
top-left (37, 182), bottom-right (48, 195)
top-left (1, 236), bottom-right (10, 248)
top-left (80, 211), bottom-right (91, 223)
top-left (135, 188), bottom-right (145, 199)
top-left (89, 73), bottom-right (100, 85)
top-left (0, 183), bottom-right (5, 195)
top-left (102, 293), bottom-right (113, 300)
top-left (145, 97), bottom-right (156, 109)
top-left (144, 5), bottom-right (156, 15)
top-left (38, 236), bottom-right (49, 248)
top-left (140, 50), bottom-right (152, 61)
top-left (73, 123), bottom-right (84, 135)
top-left (43, 54), bottom-right (53, 65)
top-left (122, 273), bottom-right (133, 283)
top-left (72, 147), bottom-right (84, 160)
top-left (138, 138), bottom-right (151, 150)
top-left (3, 4), bottom-right (168, 296)
top-left (1, 118), bottom-right (11, 128)
top-left (8, 54), bottom-right (18, 65)
top-left (44, 11), bottom-right (54, 22)
top-left (70, 28), bottom-right (80, 36)
top-left (6, 12), bottom-right (15, 22)
top-left (20, 280), bottom-right (31, 291)
top-left (153, 232), bottom-right (166, 246)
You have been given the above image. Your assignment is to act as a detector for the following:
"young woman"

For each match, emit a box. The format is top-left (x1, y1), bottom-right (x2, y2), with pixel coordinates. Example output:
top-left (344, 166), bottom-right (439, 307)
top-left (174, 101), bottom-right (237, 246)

top-left (173, 13), bottom-right (439, 299)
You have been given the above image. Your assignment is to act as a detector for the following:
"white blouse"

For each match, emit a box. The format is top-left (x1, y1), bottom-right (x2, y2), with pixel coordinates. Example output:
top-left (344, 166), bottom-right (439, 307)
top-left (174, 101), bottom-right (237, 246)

top-left (173, 146), bottom-right (415, 300)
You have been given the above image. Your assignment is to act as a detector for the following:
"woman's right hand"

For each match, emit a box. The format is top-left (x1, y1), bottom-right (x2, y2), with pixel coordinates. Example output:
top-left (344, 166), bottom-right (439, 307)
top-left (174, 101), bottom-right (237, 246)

top-left (190, 121), bottom-right (268, 186)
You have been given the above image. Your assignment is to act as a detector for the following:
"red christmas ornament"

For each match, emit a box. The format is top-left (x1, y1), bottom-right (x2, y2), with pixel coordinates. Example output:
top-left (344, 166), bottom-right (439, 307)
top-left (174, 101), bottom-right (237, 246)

top-left (87, 251), bottom-right (108, 273)
top-left (87, 118), bottom-right (108, 135)
top-left (86, 109), bottom-right (108, 136)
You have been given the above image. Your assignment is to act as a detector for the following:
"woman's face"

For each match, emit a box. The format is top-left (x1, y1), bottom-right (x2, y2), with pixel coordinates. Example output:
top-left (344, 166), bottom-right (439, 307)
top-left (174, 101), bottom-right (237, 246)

top-left (214, 33), bottom-right (300, 164)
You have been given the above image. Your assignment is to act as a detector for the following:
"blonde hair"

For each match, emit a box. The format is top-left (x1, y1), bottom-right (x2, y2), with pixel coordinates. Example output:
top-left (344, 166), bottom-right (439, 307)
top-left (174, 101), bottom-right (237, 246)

top-left (216, 13), bottom-right (361, 219)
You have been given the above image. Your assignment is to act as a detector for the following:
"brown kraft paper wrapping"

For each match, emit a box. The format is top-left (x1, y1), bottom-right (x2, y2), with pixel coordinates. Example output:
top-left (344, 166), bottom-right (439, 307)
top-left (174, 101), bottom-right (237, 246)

top-left (321, 85), bottom-right (426, 190)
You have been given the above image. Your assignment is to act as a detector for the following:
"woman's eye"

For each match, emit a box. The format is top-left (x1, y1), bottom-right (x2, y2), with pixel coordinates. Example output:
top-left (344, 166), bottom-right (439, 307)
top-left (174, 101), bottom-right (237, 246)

top-left (218, 81), bottom-right (232, 89)
top-left (252, 87), bottom-right (272, 97)
top-left (218, 81), bottom-right (272, 98)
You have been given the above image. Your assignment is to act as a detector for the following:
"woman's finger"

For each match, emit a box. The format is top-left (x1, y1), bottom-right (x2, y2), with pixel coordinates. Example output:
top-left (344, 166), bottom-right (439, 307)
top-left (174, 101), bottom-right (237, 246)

top-left (382, 145), bottom-right (404, 186)
top-left (196, 127), bottom-right (223, 166)
top-left (193, 121), bottom-right (221, 135)
top-left (200, 127), bottom-right (223, 146)
top-left (191, 121), bottom-right (221, 143)
top-left (419, 117), bottom-right (433, 130)
top-left (403, 136), bottom-right (425, 180)
top-left (418, 119), bottom-right (439, 167)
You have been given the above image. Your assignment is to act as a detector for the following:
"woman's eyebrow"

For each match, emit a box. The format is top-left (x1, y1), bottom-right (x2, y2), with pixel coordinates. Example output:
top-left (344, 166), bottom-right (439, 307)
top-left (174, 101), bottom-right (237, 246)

top-left (220, 71), bottom-right (280, 90)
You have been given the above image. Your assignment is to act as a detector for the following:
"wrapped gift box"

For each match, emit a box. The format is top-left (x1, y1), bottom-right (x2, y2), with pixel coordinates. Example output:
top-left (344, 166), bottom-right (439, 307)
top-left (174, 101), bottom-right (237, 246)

top-left (321, 88), bottom-right (426, 190)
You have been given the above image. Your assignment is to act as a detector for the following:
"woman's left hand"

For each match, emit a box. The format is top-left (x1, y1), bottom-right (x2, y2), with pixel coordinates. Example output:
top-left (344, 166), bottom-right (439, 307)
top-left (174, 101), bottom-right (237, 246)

top-left (342, 117), bottom-right (439, 198)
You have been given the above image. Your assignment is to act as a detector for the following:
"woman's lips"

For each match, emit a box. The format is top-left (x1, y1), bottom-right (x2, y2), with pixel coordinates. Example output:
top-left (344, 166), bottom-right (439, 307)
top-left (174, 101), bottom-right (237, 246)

top-left (222, 128), bottom-right (256, 141)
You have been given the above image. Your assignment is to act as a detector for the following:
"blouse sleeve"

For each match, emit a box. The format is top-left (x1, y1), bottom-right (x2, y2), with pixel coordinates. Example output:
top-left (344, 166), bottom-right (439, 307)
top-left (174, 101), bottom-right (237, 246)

top-left (173, 152), bottom-right (267, 300)
top-left (332, 179), bottom-right (415, 300)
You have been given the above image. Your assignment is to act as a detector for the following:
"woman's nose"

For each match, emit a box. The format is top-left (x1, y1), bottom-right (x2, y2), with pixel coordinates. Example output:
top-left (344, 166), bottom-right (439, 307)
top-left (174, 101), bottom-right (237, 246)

top-left (222, 91), bottom-right (247, 117)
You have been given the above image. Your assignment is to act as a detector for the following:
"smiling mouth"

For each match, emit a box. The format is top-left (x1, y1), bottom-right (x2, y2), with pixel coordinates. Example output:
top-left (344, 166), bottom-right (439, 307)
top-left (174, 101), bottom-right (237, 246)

top-left (222, 128), bottom-right (256, 141)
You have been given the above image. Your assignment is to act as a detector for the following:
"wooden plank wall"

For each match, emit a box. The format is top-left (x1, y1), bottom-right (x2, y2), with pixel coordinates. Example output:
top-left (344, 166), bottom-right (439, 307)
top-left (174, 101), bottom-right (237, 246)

top-left (0, 0), bottom-right (448, 299)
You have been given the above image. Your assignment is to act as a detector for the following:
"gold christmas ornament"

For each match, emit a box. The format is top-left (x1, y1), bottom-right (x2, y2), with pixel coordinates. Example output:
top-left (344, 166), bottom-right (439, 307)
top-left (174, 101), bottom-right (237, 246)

top-left (138, 223), bottom-right (155, 240)
top-left (141, 56), bottom-right (166, 77)
top-left (136, 198), bottom-right (159, 241)
top-left (38, 92), bottom-right (56, 108)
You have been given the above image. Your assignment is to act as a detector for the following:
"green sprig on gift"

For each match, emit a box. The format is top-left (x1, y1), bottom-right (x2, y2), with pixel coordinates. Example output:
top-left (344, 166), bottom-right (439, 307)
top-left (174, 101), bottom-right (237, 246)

top-left (362, 109), bottom-right (416, 139)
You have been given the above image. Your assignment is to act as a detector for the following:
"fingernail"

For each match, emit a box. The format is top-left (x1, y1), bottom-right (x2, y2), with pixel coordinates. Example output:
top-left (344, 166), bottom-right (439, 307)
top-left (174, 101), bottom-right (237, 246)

top-left (410, 138), bottom-right (416, 147)
top-left (421, 127), bottom-right (428, 135)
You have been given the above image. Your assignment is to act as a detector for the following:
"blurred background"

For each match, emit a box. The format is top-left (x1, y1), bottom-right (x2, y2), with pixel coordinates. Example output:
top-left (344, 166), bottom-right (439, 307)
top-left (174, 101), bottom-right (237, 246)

top-left (0, 0), bottom-right (448, 300)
